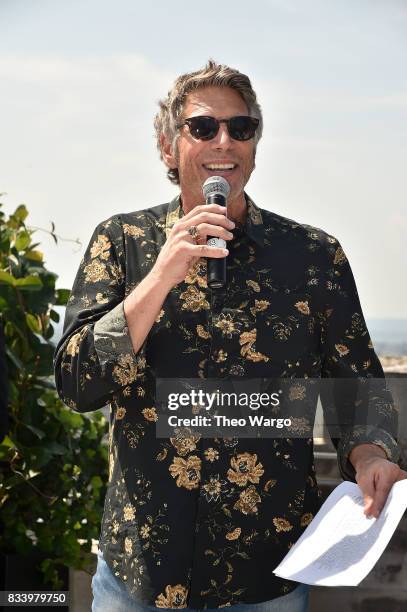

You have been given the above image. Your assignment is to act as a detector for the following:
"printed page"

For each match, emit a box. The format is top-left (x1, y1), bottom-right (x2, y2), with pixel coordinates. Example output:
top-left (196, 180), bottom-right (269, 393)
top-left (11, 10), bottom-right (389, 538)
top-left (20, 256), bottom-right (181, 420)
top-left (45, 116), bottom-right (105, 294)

top-left (273, 479), bottom-right (407, 586)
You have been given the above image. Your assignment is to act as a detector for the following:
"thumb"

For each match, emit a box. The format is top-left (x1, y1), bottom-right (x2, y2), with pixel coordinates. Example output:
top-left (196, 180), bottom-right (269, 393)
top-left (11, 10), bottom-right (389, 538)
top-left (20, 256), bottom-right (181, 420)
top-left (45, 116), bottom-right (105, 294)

top-left (357, 475), bottom-right (376, 515)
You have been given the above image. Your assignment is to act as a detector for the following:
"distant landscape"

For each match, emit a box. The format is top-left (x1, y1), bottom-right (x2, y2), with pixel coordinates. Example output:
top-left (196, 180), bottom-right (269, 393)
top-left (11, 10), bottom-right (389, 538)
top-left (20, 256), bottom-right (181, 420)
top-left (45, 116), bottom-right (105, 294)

top-left (367, 319), bottom-right (407, 357)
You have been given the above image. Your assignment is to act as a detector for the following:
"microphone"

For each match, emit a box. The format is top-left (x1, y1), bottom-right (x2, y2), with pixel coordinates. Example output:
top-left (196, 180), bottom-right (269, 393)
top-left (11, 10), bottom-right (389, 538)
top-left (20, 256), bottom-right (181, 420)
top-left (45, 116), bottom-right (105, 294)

top-left (202, 176), bottom-right (231, 290)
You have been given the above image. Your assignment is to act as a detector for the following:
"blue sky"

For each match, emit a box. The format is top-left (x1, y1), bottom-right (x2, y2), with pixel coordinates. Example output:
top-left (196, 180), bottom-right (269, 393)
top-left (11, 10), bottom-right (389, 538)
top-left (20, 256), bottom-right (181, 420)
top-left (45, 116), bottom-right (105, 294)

top-left (1, 0), bottom-right (406, 317)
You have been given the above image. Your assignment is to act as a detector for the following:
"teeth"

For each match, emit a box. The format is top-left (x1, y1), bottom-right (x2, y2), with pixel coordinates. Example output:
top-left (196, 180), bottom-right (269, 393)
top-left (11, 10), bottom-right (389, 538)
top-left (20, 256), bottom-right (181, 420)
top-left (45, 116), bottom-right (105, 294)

top-left (204, 164), bottom-right (236, 170)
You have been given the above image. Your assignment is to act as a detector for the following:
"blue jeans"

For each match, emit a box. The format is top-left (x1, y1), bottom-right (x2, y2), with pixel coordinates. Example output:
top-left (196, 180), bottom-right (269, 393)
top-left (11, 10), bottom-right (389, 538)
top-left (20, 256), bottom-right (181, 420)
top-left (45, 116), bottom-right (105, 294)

top-left (91, 549), bottom-right (309, 611)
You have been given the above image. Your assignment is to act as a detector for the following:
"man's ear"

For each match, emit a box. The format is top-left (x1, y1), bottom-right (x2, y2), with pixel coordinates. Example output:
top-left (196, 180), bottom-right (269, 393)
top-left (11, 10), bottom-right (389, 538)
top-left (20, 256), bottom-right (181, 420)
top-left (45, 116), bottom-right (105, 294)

top-left (160, 133), bottom-right (177, 169)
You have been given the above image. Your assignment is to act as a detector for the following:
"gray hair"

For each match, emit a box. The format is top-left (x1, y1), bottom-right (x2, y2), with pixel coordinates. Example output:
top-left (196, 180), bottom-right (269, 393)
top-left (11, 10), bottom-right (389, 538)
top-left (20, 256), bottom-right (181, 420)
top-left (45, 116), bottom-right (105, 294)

top-left (154, 59), bottom-right (263, 185)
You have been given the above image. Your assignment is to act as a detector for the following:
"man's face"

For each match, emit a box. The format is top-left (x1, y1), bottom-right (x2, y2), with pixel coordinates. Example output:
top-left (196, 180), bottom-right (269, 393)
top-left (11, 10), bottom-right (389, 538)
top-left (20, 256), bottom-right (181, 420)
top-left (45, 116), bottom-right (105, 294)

top-left (170, 86), bottom-right (256, 206)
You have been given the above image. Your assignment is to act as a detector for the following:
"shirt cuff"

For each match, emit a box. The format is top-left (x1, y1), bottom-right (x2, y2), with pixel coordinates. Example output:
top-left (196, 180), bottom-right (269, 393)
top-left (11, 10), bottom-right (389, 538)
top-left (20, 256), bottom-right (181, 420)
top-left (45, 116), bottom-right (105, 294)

top-left (337, 425), bottom-right (401, 482)
top-left (94, 301), bottom-right (146, 372)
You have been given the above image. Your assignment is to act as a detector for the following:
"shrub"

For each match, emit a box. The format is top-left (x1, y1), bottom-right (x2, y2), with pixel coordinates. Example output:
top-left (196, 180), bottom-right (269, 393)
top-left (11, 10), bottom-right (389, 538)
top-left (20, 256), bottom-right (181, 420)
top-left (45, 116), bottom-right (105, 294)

top-left (0, 197), bottom-right (108, 588)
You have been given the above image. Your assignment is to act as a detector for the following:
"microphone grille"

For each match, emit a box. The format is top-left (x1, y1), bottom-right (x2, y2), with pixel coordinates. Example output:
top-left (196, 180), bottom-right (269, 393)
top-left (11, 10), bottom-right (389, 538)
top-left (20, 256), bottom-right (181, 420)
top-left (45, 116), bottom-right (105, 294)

top-left (202, 176), bottom-right (230, 199)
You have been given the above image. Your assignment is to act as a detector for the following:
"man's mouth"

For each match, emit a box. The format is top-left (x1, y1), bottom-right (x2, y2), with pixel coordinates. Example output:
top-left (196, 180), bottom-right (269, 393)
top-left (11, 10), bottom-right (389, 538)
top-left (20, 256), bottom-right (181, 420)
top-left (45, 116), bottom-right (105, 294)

top-left (203, 163), bottom-right (237, 172)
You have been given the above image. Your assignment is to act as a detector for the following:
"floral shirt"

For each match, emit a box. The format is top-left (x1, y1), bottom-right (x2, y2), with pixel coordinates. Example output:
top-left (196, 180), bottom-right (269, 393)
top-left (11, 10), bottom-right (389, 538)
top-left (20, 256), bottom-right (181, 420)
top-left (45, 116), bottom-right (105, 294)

top-left (54, 193), bottom-right (399, 609)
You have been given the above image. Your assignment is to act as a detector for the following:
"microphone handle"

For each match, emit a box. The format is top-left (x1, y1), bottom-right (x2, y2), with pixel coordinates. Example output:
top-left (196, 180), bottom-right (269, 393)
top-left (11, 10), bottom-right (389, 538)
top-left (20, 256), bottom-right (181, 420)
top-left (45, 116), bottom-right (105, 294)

top-left (206, 193), bottom-right (227, 290)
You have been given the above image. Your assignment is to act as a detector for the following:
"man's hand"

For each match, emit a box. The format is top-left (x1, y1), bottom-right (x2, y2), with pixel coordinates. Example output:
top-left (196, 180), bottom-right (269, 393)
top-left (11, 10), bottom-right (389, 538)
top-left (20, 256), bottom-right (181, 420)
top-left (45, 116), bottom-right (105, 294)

top-left (349, 443), bottom-right (407, 518)
top-left (153, 204), bottom-right (235, 289)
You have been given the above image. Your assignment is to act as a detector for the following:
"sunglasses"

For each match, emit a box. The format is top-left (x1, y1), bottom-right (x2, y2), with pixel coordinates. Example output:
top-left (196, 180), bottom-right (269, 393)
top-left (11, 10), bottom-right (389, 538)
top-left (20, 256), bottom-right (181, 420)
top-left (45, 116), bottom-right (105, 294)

top-left (176, 115), bottom-right (259, 141)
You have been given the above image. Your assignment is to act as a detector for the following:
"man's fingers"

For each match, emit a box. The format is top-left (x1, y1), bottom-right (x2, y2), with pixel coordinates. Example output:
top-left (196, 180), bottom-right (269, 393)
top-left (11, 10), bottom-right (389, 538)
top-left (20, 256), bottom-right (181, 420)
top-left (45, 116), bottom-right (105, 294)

top-left (369, 474), bottom-right (393, 518)
top-left (181, 205), bottom-right (234, 231)
top-left (183, 203), bottom-right (227, 220)
top-left (185, 242), bottom-right (229, 258)
top-left (357, 475), bottom-right (375, 517)
top-left (359, 464), bottom-right (404, 518)
top-left (364, 496), bottom-right (374, 517)
top-left (181, 225), bottom-right (234, 244)
top-left (356, 459), bottom-right (405, 519)
top-left (371, 465), bottom-right (407, 516)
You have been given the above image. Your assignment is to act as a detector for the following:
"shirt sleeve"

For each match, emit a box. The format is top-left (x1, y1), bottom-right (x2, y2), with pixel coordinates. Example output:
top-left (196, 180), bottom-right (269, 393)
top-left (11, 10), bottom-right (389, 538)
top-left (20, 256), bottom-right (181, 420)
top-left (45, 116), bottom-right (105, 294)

top-left (318, 237), bottom-right (400, 482)
top-left (53, 215), bottom-right (147, 413)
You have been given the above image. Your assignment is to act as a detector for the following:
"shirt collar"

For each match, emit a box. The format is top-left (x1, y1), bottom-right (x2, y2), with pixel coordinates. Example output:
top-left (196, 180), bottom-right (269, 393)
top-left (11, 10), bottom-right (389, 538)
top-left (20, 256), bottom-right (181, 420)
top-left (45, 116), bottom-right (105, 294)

top-left (165, 192), bottom-right (265, 247)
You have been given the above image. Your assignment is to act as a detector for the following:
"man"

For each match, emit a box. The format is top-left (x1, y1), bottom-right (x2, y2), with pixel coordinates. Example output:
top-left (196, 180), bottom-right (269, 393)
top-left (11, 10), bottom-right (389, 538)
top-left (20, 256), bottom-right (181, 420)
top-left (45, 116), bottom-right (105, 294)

top-left (54, 60), bottom-right (406, 611)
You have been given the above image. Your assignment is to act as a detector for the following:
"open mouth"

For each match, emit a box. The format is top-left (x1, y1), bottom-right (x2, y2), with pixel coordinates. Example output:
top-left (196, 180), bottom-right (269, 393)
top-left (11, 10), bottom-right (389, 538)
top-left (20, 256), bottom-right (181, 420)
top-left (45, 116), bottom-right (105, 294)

top-left (203, 163), bottom-right (238, 173)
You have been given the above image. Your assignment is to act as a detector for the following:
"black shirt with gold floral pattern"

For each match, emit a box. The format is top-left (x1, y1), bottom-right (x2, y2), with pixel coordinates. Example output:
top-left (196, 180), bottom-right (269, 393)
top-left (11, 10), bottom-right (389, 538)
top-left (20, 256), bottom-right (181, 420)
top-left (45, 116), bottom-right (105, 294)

top-left (54, 193), bottom-right (399, 609)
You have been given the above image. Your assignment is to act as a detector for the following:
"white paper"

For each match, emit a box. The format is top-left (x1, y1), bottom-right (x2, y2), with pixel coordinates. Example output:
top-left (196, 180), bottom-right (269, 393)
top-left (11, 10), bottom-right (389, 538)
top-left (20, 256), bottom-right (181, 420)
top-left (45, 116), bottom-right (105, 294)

top-left (273, 479), bottom-right (407, 586)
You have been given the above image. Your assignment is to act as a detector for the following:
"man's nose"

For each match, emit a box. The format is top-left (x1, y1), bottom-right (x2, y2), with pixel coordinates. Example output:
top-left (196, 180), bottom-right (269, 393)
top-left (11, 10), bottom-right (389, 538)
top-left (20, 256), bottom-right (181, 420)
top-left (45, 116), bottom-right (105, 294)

top-left (212, 123), bottom-right (233, 148)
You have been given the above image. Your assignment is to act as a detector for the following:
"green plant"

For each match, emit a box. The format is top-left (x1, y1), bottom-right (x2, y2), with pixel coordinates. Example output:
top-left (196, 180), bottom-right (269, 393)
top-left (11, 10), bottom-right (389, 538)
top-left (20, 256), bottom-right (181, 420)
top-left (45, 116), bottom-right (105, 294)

top-left (0, 196), bottom-right (108, 588)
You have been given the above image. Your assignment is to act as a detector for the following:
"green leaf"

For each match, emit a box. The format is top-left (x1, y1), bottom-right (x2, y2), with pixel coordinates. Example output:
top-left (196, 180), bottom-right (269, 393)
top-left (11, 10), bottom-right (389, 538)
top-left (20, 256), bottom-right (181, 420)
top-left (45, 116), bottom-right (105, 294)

top-left (57, 410), bottom-right (84, 429)
top-left (28, 446), bottom-right (53, 468)
top-left (0, 445), bottom-right (12, 460)
top-left (0, 270), bottom-right (16, 286)
top-left (45, 441), bottom-right (67, 455)
top-left (26, 313), bottom-right (41, 334)
top-left (50, 309), bottom-right (60, 323)
top-left (13, 204), bottom-right (29, 222)
top-left (31, 344), bottom-right (55, 376)
top-left (0, 435), bottom-right (16, 449)
top-left (44, 322), bottom-right (55, 340)
top-left (27, 469), bottom-right (41, 479)
top-left (56, 288), bottom-right (70, 305)
top-left (15, 276), bottom-right (43, 290)
top-left (15, 231), bottom-right (31, 251)
top-left (7, 253), bottom-right (19, 267)
top-left (25, 250), bottom-right (43, 262)
top-left (5, 345), bottom-right (25, 371)
top-left (34, 377), bottom-right (56, 391)
top-left (25, 424), bottom-right (46, 440)
top-left (90, 476), bottom-right (103, 490)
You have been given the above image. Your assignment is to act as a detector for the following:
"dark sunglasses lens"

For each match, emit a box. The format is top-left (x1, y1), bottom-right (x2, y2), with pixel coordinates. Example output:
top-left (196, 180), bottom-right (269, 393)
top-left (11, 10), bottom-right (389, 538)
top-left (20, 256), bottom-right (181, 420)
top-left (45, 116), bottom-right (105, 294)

top-left (229, 116), bottom-right (258, 140)
top-left (189, 117), bottom-right (218, 140)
